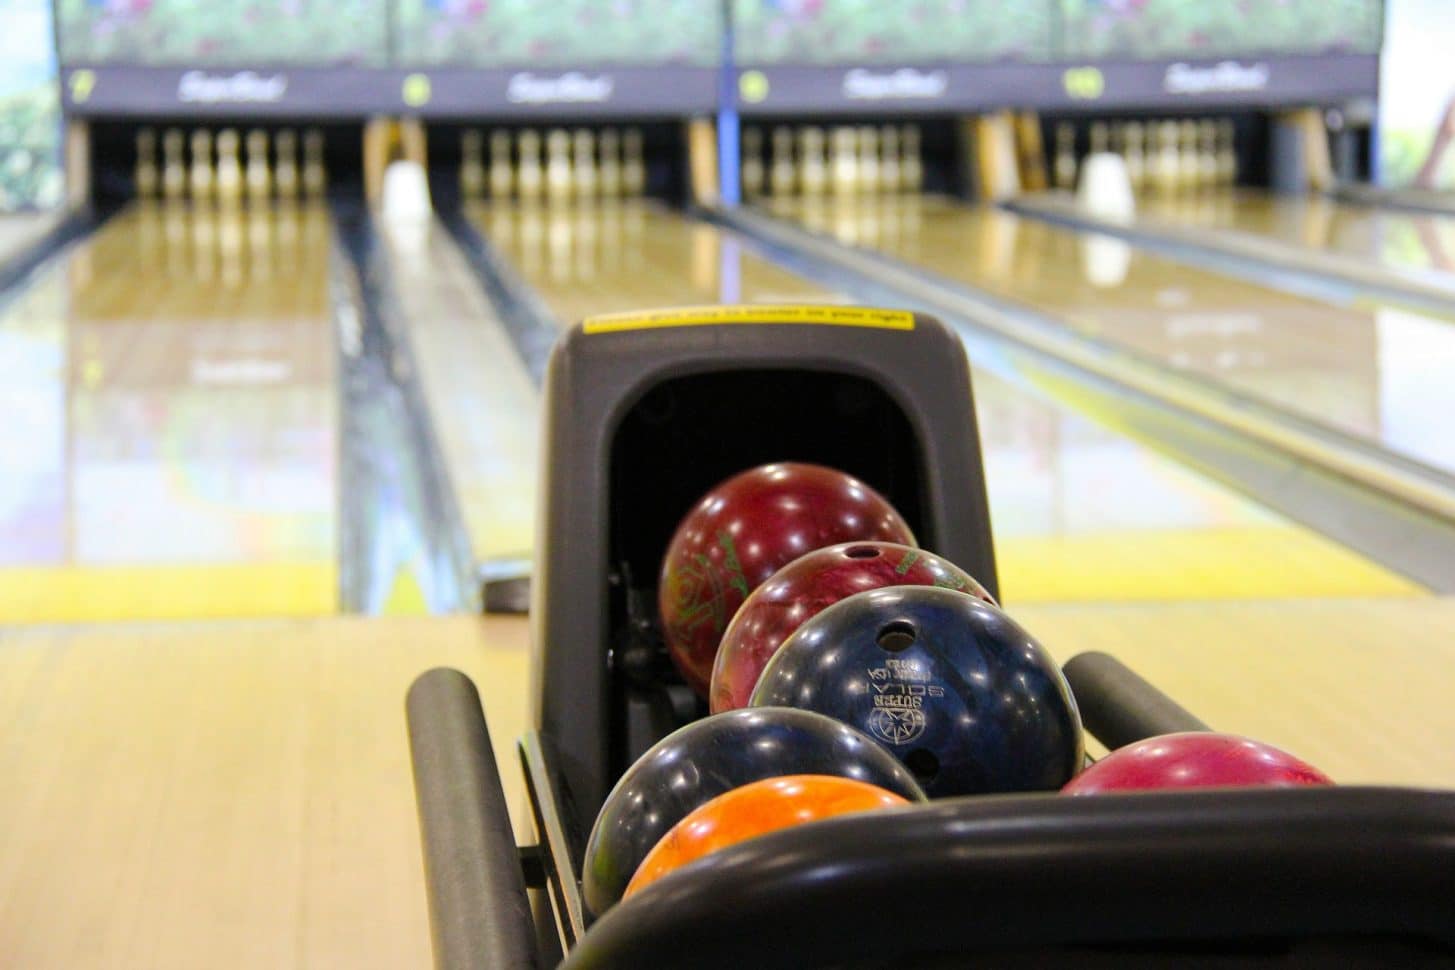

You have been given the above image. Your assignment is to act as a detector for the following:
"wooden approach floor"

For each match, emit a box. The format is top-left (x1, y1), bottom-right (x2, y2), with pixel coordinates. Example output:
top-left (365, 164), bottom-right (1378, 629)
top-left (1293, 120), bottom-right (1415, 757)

top-left (3, 599), bottom-right (1455, 968)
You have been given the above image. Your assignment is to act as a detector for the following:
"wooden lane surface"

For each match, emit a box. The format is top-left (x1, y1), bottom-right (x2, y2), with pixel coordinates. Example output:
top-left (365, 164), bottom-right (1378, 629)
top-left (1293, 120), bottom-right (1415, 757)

top-left (2, 601), bottom-right (1452, 967)
top-left (466, 199), bottom-right (831, 325)
top-left (0, 615), bottom-right (529, 970)
top-left (767, 194), bottom-right (1455, 477)
top-left (0, 202), bottom-right (339, 622)
top-left (465, 200), bottom-right (1420, 603)
top-left (1134, 187), bottom-right (1455, 279)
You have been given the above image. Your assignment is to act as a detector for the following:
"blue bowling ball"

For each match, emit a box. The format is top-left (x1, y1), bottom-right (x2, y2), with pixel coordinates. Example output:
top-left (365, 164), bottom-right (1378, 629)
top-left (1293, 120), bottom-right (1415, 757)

top-left (750, 586), bottom-right (1083, 798)
top-left (582, 706), bottom-right (926, 916)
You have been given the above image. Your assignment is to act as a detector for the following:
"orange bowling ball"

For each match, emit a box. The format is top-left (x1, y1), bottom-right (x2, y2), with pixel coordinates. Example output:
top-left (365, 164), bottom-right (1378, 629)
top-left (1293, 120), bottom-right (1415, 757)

top-left (623, 774), bottom-right (909, 899)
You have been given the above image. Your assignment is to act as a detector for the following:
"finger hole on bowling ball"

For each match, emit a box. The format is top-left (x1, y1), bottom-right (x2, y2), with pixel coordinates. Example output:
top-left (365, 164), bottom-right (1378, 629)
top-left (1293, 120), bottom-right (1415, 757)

top-left (876, 620), bottom-right (916, 652)
top-left (845, 546), bottom-right (881, 559)
top-left (905, 749), bottom-right (939, 783)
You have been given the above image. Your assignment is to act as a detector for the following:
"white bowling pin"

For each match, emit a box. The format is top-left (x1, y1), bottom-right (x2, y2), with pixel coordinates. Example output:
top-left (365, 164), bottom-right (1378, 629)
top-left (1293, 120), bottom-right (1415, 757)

top-left (245, 129), bottom-right (271, 203)
top-left (215, 129), bottom-right (243, 205)
top-left (856, 126), bottom-right (879, 193)
top-left (275, 129), bottom-right (299, 200)
top-left (189, 129), bottom-right (214, 201)
top-left (879, 125), bottom-right (901, 192)
top-left (740, 127), bottom-right (765, 199)
top-left (900, 124), bottom-right (923, 193)
top-left (302, 129), bottom-right (326, 197)
top-left (134, 128), bottom-right (159, 199)
top-left (546, 129), bottom-right (573, 204)
top-left (830, 127), bottom-right (857, 196)
top-left (489, 130), bottom-right (515, 199)
top-left (162, 129), bottom-right (187, 201)
top-left (799, 127), bottom-right (827, 196)
top-left (517, 130), bottom-right (544, 202)
top-left (573, 129), bottom-right (598, 199)
top-left (770, 126), bottom-right (795, 196)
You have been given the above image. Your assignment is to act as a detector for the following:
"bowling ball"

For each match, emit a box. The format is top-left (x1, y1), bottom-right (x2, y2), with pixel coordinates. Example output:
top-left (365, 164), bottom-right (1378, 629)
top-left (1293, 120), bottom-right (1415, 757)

top-left (1062, 732), bottom-right (1333, 794)
top-left (750, 586), bottom-right (1083, 798)
top-left (581, 706), bottom-right (925, 916)
top-left (659, 462), bottom-right (914, 697)
top-left (710, 541), bottom-right (994, 714)
top-left (624, 774), bottom-right (909, 900)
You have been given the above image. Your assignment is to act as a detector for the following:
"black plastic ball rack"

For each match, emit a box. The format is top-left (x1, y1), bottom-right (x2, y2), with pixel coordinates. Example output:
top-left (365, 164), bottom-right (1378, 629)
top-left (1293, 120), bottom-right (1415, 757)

top-left (406, 306), bottom-right (1455, 969)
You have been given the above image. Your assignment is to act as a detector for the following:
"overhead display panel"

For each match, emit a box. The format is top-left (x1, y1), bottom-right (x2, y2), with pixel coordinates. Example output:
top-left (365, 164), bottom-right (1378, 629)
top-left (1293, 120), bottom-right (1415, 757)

top-left (733, 0), bottom-right (1382, 114)
top-left (390, 0), bottom-right (722, 116)
top-left (55, 0), bottom-right (389, 66)
top-left (1060, 0), bottom-right (1383, 60)
top-left (733, 0), bottom-right (1053, 66)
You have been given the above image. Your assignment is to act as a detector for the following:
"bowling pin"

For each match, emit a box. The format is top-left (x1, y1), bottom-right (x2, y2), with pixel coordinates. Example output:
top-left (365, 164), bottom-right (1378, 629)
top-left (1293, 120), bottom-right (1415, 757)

top-left (545, 129), bottom-right (573, 204)
top-left (275, 129), bottom-right (299, 200)
top-left (303, 128), bottom-right (326, 197)
top-left (1090, 121), bottom-right (1109, 156)
top-left (770, 126), bottom-right (796, 196)
top-left (598, 128), bottom-right (622, 198)
top-left (1177, 120), bottom-right (1198, 191)
top-left (1197, 119), bottom-right (1218, 188)
top-left (460, 130), bottom-right (485, 199)
top-left (1216, 119), bottom-right (1237, 185)
top-left (799, 127), bottom-right (827, 196)
top-left (517, 129), bottom-right (544, 202)
top-left (1153, 120), bottom-right (1179, 193)
top-left (189, 129), bottom-right (214, 201)
top-left (856, 126), bottom-right (879, 194)
top-left (622, 128), bottom-right (647, 196)
top-left (879, 125), bottom-right (900, 193)
top-left (830, 127), bottom-right (857, 196)
top-left (1123, 122), bottom-right (1145, 190)
top-left (741, 127), bottom-right (765, 199)
top-left (215, 129), bottom-right (243, 205)
top-left (489, 130), bottom-right (515, 199)
top-left (573, 129), bottom-right (598, 199)
top-left (245, 129), bottom-right (272, 203)
top-left (162, 128), bottom-right (187, 201)
top-left (134, 128), bottom-right (159, 199)
top-left (1053, 122), bottom-right (1076, 191)
top-left (900, 124), bottom-right (923, 193)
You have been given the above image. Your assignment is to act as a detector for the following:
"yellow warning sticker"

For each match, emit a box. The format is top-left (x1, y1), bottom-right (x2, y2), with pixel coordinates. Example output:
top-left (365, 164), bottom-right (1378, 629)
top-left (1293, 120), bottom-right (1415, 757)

top-left (581, 304), bottom-right (915, 334)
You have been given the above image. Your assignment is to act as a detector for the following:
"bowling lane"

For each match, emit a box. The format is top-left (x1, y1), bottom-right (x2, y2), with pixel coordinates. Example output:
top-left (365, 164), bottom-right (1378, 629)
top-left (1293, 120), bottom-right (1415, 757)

top-left (0, 202), bottom-right (339, 623)
top-left (767, 194), bottom-right (1455, 479)
top-left (467, 200), bottom-right (1420, 602)
top-left (1133, 187), bottom-right (1455, 286)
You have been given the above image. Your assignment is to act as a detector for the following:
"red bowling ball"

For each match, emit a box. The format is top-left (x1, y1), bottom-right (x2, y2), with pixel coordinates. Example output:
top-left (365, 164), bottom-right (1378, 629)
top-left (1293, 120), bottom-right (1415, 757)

top-left (1062, 732), bottom-right (1333, 794)
top-left (709, 541), bottom-right (994, 713)
top-left (659, 463), bottom-right (914, 697)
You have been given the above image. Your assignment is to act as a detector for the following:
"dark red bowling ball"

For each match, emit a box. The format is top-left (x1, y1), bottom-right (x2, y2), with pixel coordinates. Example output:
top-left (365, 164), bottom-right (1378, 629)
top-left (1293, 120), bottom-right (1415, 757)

top-left (709, 542), bottom-right (994, 713)
top-left (659, 463), bottom-right (914, 697)
top-left (1061, 732), bottom-right (1333, 794)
